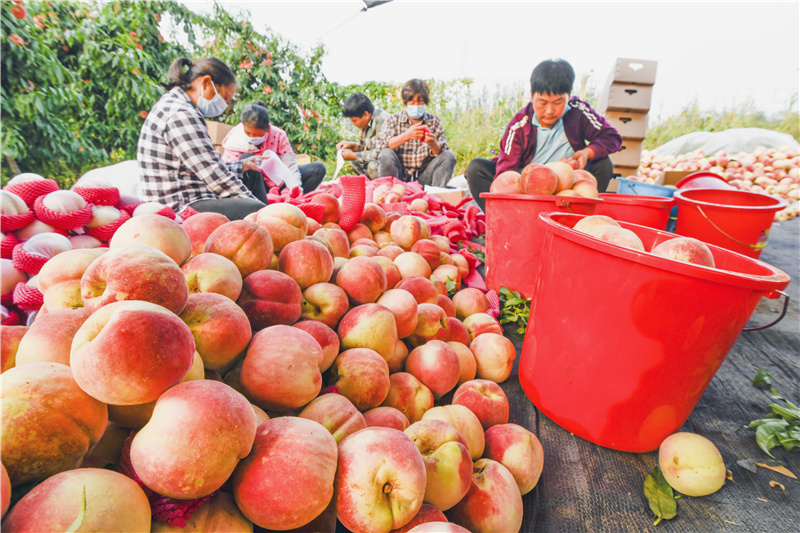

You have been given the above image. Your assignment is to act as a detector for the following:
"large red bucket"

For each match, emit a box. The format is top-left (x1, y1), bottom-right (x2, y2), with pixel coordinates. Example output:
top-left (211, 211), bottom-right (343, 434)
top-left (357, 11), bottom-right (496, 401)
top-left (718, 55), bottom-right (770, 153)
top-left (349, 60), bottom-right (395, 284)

top-left (519, 212), bottom-right (790, 452)
top-left (481, 193), bottom-right (603, 298)
top-left (594, 193), bottom-right (677, 230)
top-left (674, 188), bottom-right (787, 259)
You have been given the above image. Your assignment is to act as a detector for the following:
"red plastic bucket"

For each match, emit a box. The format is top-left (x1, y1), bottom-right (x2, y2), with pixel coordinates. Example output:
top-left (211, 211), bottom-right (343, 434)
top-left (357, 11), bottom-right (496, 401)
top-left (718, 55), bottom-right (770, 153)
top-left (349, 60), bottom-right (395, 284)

top-left (675, 171), bottom-right (734, 190)
top-left (674, 188), bottom-right (787, 259)
top-left (594, 193), bottom-right (677, 230)
top-left (519, 212), bottom-right (790, 452)
top-left (481, 193), bottom-right (603, 298)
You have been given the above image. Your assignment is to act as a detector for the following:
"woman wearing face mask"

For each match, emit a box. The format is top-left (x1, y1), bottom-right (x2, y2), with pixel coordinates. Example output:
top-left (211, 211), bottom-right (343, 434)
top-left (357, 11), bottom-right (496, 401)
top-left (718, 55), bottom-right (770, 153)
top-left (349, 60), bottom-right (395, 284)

top-left (220, 101), bottom-right (326, 194)
top-left (376, 79), bottom-right (456, 187)
top-left (137, 57), bottom-right (268, 220)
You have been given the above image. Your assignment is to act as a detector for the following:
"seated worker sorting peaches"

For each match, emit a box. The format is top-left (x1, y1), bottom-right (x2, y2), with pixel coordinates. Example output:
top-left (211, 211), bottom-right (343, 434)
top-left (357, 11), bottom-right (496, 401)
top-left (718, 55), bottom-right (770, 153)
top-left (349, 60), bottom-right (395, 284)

top-left (465, 59), bottom-right (622, 211)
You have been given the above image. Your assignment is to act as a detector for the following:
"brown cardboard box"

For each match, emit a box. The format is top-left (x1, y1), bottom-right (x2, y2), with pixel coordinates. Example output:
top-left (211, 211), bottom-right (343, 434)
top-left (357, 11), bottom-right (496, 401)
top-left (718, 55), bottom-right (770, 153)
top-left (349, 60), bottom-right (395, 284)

top-left (206, 120), bottom-right (233, 144)
top-left (608, 58), bottom-right (658, 85)
top-left (597, 83), bottom-right (653, 114)
top-left (603, 111), bottom-right (648, 140)
top-left (612, 166), bottom-right (641, 179)
top-left (662, 170), bottom-right (696, 186)
top-left (609, 140), bottom-right (643, 168)
top-left (425, 187), bottom-right (468, 205)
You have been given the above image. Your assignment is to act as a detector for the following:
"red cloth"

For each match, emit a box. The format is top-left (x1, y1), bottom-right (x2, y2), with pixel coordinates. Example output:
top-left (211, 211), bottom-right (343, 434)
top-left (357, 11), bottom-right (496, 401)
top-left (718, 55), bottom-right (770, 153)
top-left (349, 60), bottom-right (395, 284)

top-left (4, 179), bottom-right (59, 206)
top-left (1, 232), bottom-right (20, 259)
top-left (33, 196), bottom-right (93, 230)
top-left (154, 205), bottom-right (177, 220)
top-left (179, 206), bottom-right (201, 220)
top-left (85, 210), bottom-right (131, 242)
top-left (297, 203), bottom-right (325, 223)
top-left (486, 289), bottom-right (500, 319)
top-left (337, 175), bottom-right (366, 233)
top-left (12, 282), bottom-right (43, 312)
top-left (0, 210), bottom-right (35, 232)
top-left (11, 243), bottom-right (49, 275)
top-left (380, 202), bottom-right (411, 215)
top-left (72, 186), bottom-right (120, 206)
top-left (463, 268), bottom-right (488, 292)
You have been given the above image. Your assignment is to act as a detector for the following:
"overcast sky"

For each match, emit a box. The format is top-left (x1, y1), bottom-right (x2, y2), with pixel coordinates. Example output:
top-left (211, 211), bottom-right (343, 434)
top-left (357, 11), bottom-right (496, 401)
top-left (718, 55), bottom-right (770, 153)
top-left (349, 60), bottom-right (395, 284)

top-left (182, 1), bottom-right (799, 120)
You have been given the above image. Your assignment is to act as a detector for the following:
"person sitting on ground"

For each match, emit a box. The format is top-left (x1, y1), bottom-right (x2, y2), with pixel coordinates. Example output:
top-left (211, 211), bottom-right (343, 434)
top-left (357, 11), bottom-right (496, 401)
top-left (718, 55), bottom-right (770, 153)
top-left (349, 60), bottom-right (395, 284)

top-left (465, 58), bottom-right (623, 211)
top-left (221, 101), bottom-right (327, 194)
top-left (336, 92), bottom-right (390, 180)
top-left (137, 57), bottom-right (268, 220)
top-left (376, 79), bottom-right (456, 187)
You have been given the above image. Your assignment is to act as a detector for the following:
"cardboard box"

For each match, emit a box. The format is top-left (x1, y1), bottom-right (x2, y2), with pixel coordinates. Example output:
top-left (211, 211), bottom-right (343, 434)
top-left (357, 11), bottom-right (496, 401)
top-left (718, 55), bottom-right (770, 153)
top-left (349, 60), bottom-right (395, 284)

top-left (597, 83), bottom-right (654, 114)
top-left (206, 120), bottom-right (233, 155)
top-left (603, 111), bottom-right (648, 140)
top-left (424, 186), bottom-right (468, 205)
top-left (607, 58), bottom-right (658, 85)
top-left (609, 140), bottom-right (643, 168)
top-left (662, 170), bottom-right (696, 186)
top-left (612, 166), bottom-right (641, 179)
top-left (606, 178), bottom-right (620, 193)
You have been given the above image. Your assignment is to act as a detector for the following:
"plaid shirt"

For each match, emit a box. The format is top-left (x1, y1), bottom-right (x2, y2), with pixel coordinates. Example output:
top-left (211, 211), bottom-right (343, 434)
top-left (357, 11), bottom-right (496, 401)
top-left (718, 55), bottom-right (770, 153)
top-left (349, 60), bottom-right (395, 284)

top-left (356, 107), bottom-right (390, 164)
top-left (137, 87), bottom-right (256, 212)
top-left (378, 110), bottom-right (449, 180)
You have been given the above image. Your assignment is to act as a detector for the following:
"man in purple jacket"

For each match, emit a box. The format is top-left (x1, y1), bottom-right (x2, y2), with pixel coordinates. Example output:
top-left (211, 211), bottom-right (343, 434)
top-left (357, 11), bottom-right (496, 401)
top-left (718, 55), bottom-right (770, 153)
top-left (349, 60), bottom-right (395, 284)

top-left (466, 59), bottom-right (623, 211)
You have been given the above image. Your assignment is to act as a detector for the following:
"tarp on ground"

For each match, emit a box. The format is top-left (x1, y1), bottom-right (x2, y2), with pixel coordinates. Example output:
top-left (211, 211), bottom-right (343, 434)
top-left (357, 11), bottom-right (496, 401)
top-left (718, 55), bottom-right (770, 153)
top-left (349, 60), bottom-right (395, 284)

top-left (651, 127), bottom-right (799, 156)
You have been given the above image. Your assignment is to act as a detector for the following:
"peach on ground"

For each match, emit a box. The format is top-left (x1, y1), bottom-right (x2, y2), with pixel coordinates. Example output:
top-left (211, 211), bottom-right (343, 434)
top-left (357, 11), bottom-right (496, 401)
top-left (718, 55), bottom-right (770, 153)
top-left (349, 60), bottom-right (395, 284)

top-left (181, 252), bottom-right (243, 301)
top-left (490, 171), bottom-right (523, 194)
top-left (429, 235), bottom-right (452, 254)
top-left (0, 468), bottom-right (150, 533)
top-left (446, 317), bottom-right (472, 346)
top-left (372, 184), bottom-right (392, 203)
top-left (351, 238), bottom-right (380, 250)
top-left (452, 379), bottom-right (509, 430)
top-left (405, 340), bottom-right (460, 399)
top-left (299, 392), bottom-right (368, 444)
top-left (330, 348), bottom-right (391, 411)
top-left (237, 270), bottom-right (303, 331)
top-left (449, 254), bottom-right (470, 281)
top-left (278, 238), bottom-right (335, 289)
top-left (437, 294), bottom-right (456, 318)
top-left (71, 301), bottom-right (196, 405)
top-left (410, 198), bottom-right (429, 213)
top-left (463, 312), bottom-right (503, 341)
top-left (204, 220), bottom-right (274, 277)
top-left (255, 203), bottom-right (308, 252)
top-left (652, 237), bottom-right (716, 267)
top-left (405, 419), bottom-right (472, 511)
top-left (386, 339), bottom-right (410, 374)
top-left (411, 239), bottom-right (442, 271)
top-left (240, 325), bottom-right (323, 411)
top-left (572, 214), bottom-right (620, 235)
top-left (379, 244), bottom-right (405, 260)
top-left (109, 213), bottom-right (192, 266)
top-left (448, 341), bottom-right (477, 386)
top-left (408, 523), bottom-right (470, 533)
top-left (233, 417), bottom-right (338, 530)
top-left (432, 264), bottom-right (461, 289)
top-left (305, 234), bottom-right (335, 257)
top-left (440, 253), bottom-right (454, 266)
top-left (360, 203), bottom-right (388, 233)
top-left (336, 255), bottom-right (387, 305)
top-left (391, 504), bottom-right (448, 533)
top-left (373, 255), bottom-right (403, 290)
top-left (375, 230), bottom-right (393, 247)
top-left (446, 459), bottom-right (523, 533)
top-left (335, 427), bottom-right (427, 533)
top-left (396, 275), bottom-right (439, 305)
top-left (350, 244), bottom-right (378, 257)
top-left (484, 423), bottom-right (545, 495)
top-left (179, 292), bottom-right (252, 371)
top-left (130, 380), bottom-right (257, 500)
top-left (587, 224), bottom-right (645, 251)
top-left (520, 164), bottom-right (558, 195)
top-left (314, 227), bottom-right (350, 257)
top-left (431, 277), bottom-right (447, 296)
top-left (659, 432), bottom-right (726, 497)
top-left (381, 372), bottom-right (434, 423)
top-left (151, 492), bottom-right (252, 533)
top-left (80, 244), bottom-right (189, 316)
top-left (376, 288), bottom-right (419, 339)
top-left (293, 319), bottom-right (340, 372)
top-left (452, 288), bottom-right (491, 320)
top-left (308, 192), bottom-right (340, 224)
top-left (394, 251), bottom-right (432, 279)
top-left (1, 325), bottom-right (27, 372)
top-left (1, 362), bottom-right (108, 487)
top-left (180, 211), bottom-right (230, 258)
top-left (411, 303), bottom-right (448, 342)
top-left (469, 333), bottom-right (516, 383)
top-left (338, 303), bottom-right (398, 362)
top-left (15, 307), bottom-right (89, 366)
top-left (417, 217), bottom-right (431, 240)
top-left (546, 161), bottom-right (575, 193)
top-left (364, 406), bottom-right (410, 431)
top-left (347, 223), bottom-right (373, 244)
top-left (391, 215), bottom-right (423, 250)
top-left (421, 404), bottom-right (485, 460)
top-left (299, 282), bottom-right (350, 329)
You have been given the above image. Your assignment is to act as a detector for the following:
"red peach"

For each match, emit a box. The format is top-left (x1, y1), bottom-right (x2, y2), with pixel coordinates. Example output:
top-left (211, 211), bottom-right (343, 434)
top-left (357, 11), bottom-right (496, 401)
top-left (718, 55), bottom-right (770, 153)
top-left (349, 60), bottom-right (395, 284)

top-left (299, 392), bottom-right (368, 444)
top-left (109, 213), bottom-right (192, 266)
top-left (350, 244), bottom-right (378, 257)
top-left (314, 227), bottom-right (351, 258)
top-left (452, 288), bottom-right (490, 320)
top-left (396, 275), bottom-right (439, 305)
top-left (308, 192), bottom-right (340, 224)
top-left (430, 235), bottom-right (452, 254)
top-left (421, 404), bottom-right (485, 460)
top-left (179, 292), bottom-right (252, 371)
top-left (391, 215), bottom-right (423, 250)
top-left (15, 307), bottom-right (89, 366)
top-left (381, 372), bottom-right (434, 423)
top-left (364, 406), bottom-right (410, 431)
top-left (520, 164), bottom-right (558, 195)
top-left (237, 270), bottom-right (302, 330)
top-left (204, 220), bottom-right (274, 277)
top-left (386, 339), bottom-right (410, 374)
top-left (360, 203), bottom-right (388, 233)
top-left (299, 282), bottom-right (350, 329)
top-left (437, 294), bottom-right (456, 318)
top-left (347, 222), bottom-right (373, 244)
top-left (572, 214), bottom-right (621, 235)
top-left (546, 161), bottom-right (575, 193)
top-left (331, 348), bottom-right (391, 411)
top-left (483, 423), bottom-right (545, 495)
top-left (395, 251), bottom-right (432, 279)
top-left (652, 237), bottom-right (715, 267)
top-left (376, 288), bottom-right (419, 339)
top-left (412, 239), bottom-right (442, 270)
top-left (181, 252), bottom-right (243, 301)
top-left (180, 211), bottom-right (230, 258)
top-left (571, 179), bottom-right (599, 198)
top-left (379, 244), bottom-right (406, 260)
top-left (255, 203), bottom-right (308, 252)
top-left (336, 256), bottom-right (387, 305)
top-left (432, 264), bottom-right (461, 289)
top-left (406, 340), bottom-right (460, 398)
top-left (392, 504), bottom-right (448, 533)
top-left (447, 459), bottom-right (523, 532)
top-left (446, 318), bottom-right (472, 346)
top-left (373, 255), bottom-right (403, 290)
top-left (490, 171), bottom-right (523, 194)
top-left (338, 303), bottom-right (398, 361)
top-left (448, 341), bottom-right (477, 386)
top-left (1, 325), bottom-right (27, 372)
top-left (469, 333), bottom-right (517, 383)
top-left (463, 313), bottom-right (503, 341)
top-left (293, 319), bottom-right (340, 372)
top-left (278, 238), bottom-right (334, 289)
top-left (586, 224), bottom-right (645, 251)
top-left (452, 379), bottom-right (509, 431)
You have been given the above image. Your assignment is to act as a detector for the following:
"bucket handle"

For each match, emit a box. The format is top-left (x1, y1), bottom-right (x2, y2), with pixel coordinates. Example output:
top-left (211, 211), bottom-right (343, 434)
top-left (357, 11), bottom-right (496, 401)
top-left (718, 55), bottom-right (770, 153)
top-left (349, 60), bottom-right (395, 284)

top-left (557, 198), bottom-right (576, 214)
top-left (743, 291), bottom-right (789, 331)
top-left (696, 205), bottom-right (767, 251)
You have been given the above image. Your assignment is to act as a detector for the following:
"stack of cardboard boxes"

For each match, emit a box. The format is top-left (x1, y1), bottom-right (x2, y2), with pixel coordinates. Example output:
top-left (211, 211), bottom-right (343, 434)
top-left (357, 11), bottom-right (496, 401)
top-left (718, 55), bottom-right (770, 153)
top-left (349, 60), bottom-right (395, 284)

top-left (596, 58), bottom-right (658, 178)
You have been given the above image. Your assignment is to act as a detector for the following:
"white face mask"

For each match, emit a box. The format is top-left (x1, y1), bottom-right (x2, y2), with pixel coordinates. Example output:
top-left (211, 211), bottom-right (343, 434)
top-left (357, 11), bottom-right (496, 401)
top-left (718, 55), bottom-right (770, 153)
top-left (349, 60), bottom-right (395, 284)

top-left (247, 135), bottom-right (266, 146)
top-left (196, 81), bottom-right (228, 118)
top-left (406, 104), bottom-right (426, 119)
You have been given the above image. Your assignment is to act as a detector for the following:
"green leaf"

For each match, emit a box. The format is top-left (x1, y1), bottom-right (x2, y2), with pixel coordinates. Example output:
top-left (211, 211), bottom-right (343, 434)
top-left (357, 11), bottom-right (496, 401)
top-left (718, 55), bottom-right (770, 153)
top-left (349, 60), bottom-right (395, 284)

top-left (644, 466), bottom-right (677, 526)
top-left (445, 279), bottom-right (456, 295)
top-left (771, 403), bottom-right (800, 422)
top-left (66, 485), bottom-right (87, 533)
top-left (753, 369), bottom-right (772, 386)
top-left (754, 419), bottom-right (789, 458)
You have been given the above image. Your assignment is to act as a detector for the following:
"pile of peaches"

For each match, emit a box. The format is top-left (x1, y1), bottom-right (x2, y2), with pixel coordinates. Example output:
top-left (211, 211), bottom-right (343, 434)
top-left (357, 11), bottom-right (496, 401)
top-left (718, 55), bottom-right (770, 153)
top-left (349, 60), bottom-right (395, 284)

top-left (1, 189), bottom-right (542, 532)
top-left (489, 161), bottom-right (600, 198)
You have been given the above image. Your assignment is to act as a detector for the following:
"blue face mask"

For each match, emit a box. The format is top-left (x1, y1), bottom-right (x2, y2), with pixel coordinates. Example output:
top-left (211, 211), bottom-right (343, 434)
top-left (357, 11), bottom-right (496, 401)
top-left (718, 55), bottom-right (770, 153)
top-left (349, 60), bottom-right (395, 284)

top-left (197, 81), bottom-right (228, 118)
top-left (406, 104), bottom-right (426, 120)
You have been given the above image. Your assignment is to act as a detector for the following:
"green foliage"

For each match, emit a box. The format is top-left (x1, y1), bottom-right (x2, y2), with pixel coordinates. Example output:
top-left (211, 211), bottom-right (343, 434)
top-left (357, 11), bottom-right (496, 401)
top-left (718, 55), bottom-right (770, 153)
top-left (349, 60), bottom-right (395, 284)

top-left (498, 286), bottom-right (530, 337)
top-left (643, 465), bottom-right (677, 526)
top-left (748, 384), bottom-right (800, 458)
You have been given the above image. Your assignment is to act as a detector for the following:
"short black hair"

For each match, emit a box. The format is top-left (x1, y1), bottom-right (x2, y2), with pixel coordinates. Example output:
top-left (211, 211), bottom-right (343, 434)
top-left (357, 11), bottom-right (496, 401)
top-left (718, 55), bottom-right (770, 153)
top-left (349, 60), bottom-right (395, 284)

top-left (530, 59), bottom-right (575, 96)
top-left (241, 101), bottom-right (269, 130)
top-left (401, 79), bottom-right (430, 105)
top-left (343, 93), bottom-right (374, 118)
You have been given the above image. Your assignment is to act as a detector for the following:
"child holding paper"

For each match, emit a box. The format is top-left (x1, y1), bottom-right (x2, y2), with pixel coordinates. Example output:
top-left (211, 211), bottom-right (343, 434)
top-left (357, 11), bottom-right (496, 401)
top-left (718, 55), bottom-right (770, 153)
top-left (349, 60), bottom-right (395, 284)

top-left (222, 102), bottom-right (326, 193)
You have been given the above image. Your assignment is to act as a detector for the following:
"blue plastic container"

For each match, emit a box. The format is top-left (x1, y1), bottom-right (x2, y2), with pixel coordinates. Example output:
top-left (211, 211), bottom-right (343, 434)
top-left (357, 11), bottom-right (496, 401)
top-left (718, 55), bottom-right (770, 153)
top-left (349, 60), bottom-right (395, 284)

top-left (615, 177), bottom-right (678, 231)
